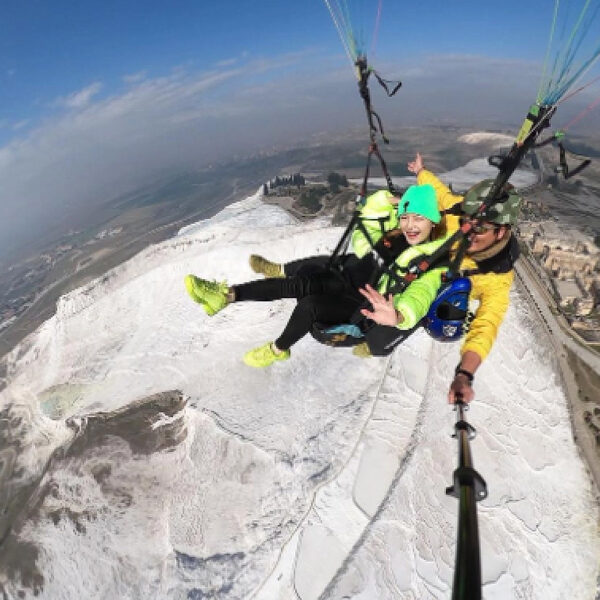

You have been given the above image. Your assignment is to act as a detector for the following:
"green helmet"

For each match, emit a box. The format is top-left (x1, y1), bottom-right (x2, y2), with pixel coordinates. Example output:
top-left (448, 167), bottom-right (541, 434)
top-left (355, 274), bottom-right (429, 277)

top-left (461, 179), bottom-right (522, 225)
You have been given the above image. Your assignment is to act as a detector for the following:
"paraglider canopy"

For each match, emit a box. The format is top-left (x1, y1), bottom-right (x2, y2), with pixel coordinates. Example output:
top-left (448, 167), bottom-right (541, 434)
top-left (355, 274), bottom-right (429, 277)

top-left (537, 0), bottom-right (600, 107)
top-left (323, 0), bottom-right (383, 68)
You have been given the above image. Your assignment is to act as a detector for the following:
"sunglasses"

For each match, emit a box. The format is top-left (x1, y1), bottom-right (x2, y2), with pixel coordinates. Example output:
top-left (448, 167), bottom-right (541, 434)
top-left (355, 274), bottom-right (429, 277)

top-left (459, 216), bottom-right (499, 234)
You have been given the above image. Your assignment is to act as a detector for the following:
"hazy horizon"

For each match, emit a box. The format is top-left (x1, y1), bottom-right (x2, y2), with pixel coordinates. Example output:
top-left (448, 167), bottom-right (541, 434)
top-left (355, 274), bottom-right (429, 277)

top-left (1, 1), bottom-right (599, 260)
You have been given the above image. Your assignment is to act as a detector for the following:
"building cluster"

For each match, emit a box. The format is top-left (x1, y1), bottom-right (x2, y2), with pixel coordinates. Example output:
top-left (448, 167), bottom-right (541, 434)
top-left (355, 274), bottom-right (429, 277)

top-left (519, 220), bottom-right (600, 317)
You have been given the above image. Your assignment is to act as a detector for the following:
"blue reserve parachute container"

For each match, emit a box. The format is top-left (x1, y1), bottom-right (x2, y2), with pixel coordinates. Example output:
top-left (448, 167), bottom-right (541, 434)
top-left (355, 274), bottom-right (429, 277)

top-left (423, 277), bottom-right (472, 342)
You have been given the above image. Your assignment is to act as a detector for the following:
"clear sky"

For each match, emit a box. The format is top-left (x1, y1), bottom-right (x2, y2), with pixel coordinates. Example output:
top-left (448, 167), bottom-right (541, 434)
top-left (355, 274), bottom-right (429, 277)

top-left (0, 0), bottom-right (599, 258)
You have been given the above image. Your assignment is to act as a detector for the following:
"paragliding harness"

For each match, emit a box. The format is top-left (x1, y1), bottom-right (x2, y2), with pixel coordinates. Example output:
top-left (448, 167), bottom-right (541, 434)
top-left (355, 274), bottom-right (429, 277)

top-left (316, 104), bottom-right (554, 350)
top-left (312, 212), bottom-right (475, 349)
top-left (314, 55), bottom-right (478, 349)
top-left (312, 54), bottom-right (408, 348)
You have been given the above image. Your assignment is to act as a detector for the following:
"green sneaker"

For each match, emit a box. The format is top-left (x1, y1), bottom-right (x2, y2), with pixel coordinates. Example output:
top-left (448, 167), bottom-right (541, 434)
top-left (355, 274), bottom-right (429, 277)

top-left (243, 342), bottom-right (290, 368)
top-left (249, 254), bottom-right (284, 278)
top-left (352, 342), bottom-right (372, 358)
top-left (184, 275), bottom-right (229, 316)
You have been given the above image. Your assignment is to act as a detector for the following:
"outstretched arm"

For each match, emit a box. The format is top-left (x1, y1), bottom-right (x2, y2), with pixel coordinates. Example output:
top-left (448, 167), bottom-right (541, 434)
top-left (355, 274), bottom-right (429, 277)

top-left (407, 152), bottom-right (425, 175)
top-left (448, 351), bottom-right (481, 404)
top-left (448, 272), bottom-right (512, 403)
top-left (408, 152), bottom-right (463, 212)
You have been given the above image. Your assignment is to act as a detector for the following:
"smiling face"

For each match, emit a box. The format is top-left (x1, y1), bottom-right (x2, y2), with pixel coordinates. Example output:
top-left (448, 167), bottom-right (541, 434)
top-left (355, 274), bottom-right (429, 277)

top-left (460, 216), bottom-right (508, 253)
top-left (399, 213), bottom-right (434, 246)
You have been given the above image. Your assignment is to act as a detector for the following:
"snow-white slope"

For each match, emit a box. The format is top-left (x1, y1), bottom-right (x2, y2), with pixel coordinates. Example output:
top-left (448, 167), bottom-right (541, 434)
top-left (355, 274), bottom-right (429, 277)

top-left (0, 188), bottom-right (598, 599)
top-left (366, 158), bottom-right (539, 194)
top-left (458, 132), bottom-right (516, 146)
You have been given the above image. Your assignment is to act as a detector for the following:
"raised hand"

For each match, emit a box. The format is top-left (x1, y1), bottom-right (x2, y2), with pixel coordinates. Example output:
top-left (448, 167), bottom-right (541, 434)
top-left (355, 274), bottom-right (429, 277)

top-left (359, 284), bottom-right (399, 327)
top-left (407, 152), bottom-right (424, 175)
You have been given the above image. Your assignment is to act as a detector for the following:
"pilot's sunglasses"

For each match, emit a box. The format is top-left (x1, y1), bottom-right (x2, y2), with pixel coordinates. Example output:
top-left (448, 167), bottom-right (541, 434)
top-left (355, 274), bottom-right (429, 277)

top-left (459, 216), bottom-right (498, 234)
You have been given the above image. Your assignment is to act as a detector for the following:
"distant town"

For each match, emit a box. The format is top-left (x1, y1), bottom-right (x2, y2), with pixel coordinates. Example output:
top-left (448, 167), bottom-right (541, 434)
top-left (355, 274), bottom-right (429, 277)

top-left (518, 202), bottom-right (600, 345)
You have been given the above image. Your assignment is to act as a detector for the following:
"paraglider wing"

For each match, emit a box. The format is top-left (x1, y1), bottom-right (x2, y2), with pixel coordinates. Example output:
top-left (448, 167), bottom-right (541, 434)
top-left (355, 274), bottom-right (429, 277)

top-left (323, 0), bottom-right (383, 68)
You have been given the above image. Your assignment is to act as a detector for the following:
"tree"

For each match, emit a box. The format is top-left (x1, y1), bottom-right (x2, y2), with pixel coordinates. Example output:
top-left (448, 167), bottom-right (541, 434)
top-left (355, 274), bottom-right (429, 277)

top-left (327, 172), bottom-right (348, 187)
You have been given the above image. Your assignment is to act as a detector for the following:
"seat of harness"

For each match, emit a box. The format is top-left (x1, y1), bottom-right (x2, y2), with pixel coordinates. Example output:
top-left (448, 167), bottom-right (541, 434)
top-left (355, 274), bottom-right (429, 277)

top-left (321, 323), bottom-right (364, 338)
top-left (310, 321), bottom-right (365, 347)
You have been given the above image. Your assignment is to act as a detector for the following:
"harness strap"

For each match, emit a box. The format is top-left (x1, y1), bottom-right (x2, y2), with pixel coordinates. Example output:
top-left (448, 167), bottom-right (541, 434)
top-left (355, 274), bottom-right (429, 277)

top-left (440, 202), bottom-right (463, 216)
top-left (329, 211), bottom-right (382, 269)
top-left (358, 142), bottom-right (396, 198)
top-left (372, 70), bottom-right (402, 97)
top-left (534, 133), bottom-right (592, 179)
top-left (328, 211), bottom-right (359, 268)
top-left (534, 132), bottom-right (561, 148)
top-left (356, 58), bottom-right (397, 195)
top-left (447, 236), bottom-right (471, 279)
top-left (557, 142), bottom-right (592, 179)
top-left (455, 268), bottom-right (481, 278)
top-left (330, 56), bottom-right (401, 269)
top-left (401, 227), bottom-right (465, 285)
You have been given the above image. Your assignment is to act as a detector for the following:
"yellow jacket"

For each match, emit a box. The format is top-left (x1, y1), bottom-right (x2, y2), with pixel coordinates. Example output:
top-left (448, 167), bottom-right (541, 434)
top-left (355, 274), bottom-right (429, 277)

top-left (417, 170), bottom-right (514, 360)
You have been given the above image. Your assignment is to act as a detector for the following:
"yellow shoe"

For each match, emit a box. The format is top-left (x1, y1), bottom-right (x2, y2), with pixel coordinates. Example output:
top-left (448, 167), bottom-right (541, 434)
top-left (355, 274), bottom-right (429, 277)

top-left (249, 255), bottom-right (284, 278)
top-left (184, 275), bottom-right (229, 316)
top-left (352, 342), bottom-right (372, 358)
top-left (243, 342), bottom-right (290, 368)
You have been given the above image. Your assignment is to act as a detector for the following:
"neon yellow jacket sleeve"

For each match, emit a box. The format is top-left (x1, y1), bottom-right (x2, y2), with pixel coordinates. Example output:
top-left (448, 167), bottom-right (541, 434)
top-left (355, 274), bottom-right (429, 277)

top-left (351, 190), bottom-right (398, 258)
top-left (416, 169), bottom-right (462, 212)
top-left (393, 267), bottom-right (445, 330)
top-left (416, 169), bottom-right (463, 235)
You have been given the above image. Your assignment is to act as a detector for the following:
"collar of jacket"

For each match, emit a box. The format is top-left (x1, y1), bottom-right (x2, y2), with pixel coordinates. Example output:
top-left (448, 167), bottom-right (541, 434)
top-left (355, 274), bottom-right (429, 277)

top-left (468, 230), bottom-right (511, 262)
top-left (467, 232), bottom-right (520, 274)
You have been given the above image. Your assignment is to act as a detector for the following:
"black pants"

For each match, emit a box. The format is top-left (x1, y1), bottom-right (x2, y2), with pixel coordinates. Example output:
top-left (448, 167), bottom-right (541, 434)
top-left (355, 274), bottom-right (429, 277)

top-left (232, 265), bottom-right (363, 350)
top-left (232, 254), bottom-right (416, 354)
top-left (284, 255), bottom-right (331, 277)
top-left (285, 254), bottom-right (379, 290)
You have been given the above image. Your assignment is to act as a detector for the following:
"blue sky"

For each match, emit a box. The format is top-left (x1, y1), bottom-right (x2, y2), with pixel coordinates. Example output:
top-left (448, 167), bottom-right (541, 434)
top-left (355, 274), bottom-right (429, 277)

top-left (0, 0), bottom-right (599, 257)
top-left (0, 0), bottom-right (575, 136)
